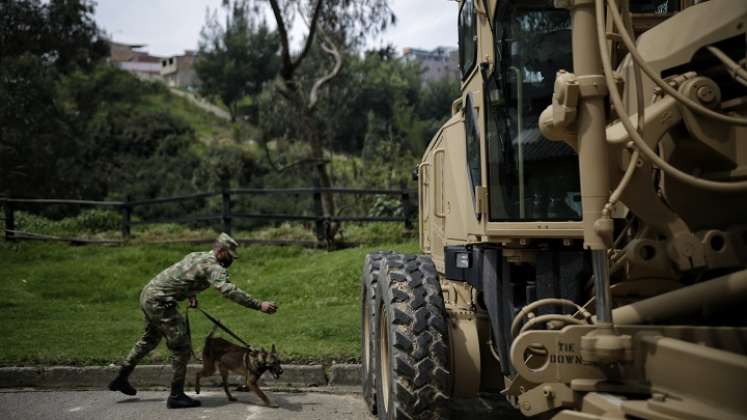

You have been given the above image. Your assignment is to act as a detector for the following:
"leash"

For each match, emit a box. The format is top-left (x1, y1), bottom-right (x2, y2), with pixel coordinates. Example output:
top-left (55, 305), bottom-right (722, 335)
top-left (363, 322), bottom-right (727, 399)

top-left (186, 306), bottom-right (253, 349)
top-left (184, 307), bottom-right (202, 362)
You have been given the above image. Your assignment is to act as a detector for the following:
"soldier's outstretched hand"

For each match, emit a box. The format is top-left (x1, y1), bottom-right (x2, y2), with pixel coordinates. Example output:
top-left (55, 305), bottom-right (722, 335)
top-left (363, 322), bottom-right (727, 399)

top-left (260, 301), bottom-right (278, 314)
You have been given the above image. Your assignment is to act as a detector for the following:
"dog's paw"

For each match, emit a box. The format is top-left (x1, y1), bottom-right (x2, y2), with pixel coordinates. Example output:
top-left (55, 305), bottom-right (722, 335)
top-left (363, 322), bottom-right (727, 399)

top-left (266, 401), bottom-right (279, 409)
top-left (234, 385), bottom-right (250, 392)
top-left (228, 396), bottom-right (238, 402)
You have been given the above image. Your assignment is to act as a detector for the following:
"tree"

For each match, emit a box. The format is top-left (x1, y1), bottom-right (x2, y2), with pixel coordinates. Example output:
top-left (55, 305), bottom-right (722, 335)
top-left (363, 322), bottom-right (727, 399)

top-left (258, 0), bottom-right (394, 245)
top-left (0, 0), bottom-right (109, 199)
top-left (0, 0), bottom-right (205, 214)
top-left (195, 0), bottom-right (280, 121)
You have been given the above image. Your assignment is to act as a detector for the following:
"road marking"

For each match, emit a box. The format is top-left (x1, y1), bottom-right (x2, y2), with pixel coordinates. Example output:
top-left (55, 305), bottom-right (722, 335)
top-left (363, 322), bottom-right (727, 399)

top-left (68, 406), bottom-right (82, 412)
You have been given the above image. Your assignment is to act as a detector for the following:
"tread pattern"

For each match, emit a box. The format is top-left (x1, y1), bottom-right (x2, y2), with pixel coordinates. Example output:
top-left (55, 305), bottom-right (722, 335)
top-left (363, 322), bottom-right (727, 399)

top-left (361, 251), bottom-right (393, 414)
top-left (378, 254), bottom-right (451, 420)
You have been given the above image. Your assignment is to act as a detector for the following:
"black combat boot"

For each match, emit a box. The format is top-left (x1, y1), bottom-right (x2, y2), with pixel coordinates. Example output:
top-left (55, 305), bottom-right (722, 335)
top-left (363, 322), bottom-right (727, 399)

top-left (166, 381), bottom-right (201, 409)
top-left (108, 365), bottom-right (137, 396)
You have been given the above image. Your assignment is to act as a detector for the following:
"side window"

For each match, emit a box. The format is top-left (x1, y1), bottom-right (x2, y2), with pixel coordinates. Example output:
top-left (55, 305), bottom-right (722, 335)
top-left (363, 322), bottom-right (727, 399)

top-left (464, 95), bottom-right (481, 205)
top-left (485, 4), bottom-right (581, 222)
top-left (459, 0), bottom-right (477, 79)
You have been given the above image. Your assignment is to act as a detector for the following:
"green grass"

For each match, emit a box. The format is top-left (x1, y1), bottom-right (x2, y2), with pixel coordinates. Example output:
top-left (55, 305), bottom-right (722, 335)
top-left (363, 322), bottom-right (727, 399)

top-left (0, 240), bottom-right (419, 366)
top-left (142, 90), bottom-right (233, 145)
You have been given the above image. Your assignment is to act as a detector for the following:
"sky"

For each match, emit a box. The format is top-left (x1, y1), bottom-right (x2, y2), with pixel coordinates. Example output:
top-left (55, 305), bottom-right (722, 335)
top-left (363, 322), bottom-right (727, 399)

top-left (94, 0), bottom-right (459, 57)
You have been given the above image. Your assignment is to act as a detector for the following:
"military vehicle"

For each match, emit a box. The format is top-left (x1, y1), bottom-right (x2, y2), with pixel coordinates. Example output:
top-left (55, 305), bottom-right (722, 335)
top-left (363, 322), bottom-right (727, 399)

top-left (360, 0), bottom-right (747, 419)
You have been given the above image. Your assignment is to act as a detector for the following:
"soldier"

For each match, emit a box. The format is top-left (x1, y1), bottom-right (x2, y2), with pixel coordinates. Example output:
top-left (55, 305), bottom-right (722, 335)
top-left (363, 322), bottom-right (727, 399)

top-left (108, 233), bottom-right (278, 409)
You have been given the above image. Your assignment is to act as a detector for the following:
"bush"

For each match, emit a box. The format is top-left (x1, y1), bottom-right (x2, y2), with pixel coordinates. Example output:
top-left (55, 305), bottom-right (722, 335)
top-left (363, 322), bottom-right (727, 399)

top-left (73, 208), bottom-right (120, 232)
top-left (370, 196), bottom-right (403, 218)
top-left (130, 223), bottom-right (218, 242)
top-left (13, 209), bottom-right (120, 236)
top-left (252, 223), bottom-right (316, 242)
top-left (343, 222), bottom-right (414, 244)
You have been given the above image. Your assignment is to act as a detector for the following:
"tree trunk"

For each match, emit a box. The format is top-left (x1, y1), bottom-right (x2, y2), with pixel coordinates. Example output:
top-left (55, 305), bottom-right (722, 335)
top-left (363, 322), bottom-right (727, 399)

top-left (306, 111), bottom-right (339, 248)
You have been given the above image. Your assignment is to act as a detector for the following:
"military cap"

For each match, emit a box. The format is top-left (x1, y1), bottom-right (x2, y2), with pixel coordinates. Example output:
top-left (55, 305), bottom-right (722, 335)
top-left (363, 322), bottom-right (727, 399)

top-left (216, 232), bottom-right (239, 258)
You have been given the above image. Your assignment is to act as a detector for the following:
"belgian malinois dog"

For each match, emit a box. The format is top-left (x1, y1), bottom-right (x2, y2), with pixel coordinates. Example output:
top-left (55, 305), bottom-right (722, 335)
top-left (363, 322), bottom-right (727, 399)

top-left (195, 327), bottom-right (283, 407)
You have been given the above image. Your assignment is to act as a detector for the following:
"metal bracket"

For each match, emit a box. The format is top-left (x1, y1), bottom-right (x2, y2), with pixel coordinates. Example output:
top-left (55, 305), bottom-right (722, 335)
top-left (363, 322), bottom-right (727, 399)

top-left (539, 71), bottom-right (608, 143)
top-left (518, 382), bottom-right (576, 417)
top-left (554, 0), bottom-right (595, 9)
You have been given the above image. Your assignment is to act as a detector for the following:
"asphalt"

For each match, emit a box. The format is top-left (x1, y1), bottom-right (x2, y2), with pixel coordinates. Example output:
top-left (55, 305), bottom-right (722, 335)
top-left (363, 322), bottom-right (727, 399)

top-left (0, 388), bottom-right (524, 420)
top-left (0, 389), bottom-right (372, 420)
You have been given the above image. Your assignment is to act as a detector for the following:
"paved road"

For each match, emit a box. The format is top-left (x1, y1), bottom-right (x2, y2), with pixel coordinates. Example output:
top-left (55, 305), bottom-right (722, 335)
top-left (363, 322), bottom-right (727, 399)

top-left (0, 389), bottom-right (372, 420)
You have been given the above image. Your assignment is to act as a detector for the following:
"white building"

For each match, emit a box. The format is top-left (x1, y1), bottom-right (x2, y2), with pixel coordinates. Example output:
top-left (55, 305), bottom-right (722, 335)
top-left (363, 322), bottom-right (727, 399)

top-left (402, 46), bottom-right (459, 83)
top-left (107, 41), bottom-right (163, 81)
top-left (160, 51), bottom-right (200, 89)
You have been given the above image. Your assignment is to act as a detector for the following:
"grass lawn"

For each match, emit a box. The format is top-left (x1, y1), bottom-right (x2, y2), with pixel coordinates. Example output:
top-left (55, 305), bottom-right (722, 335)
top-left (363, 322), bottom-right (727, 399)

top-left (0, 240), bottom-right (418, 366)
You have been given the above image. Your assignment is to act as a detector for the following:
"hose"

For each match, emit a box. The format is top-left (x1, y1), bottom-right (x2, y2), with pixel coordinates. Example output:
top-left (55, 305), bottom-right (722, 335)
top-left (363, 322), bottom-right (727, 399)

top-left (518, 314), bottom-right (586, 336)
top-left (511, 298), bottom-right (592, 338)
top-left (607, 0), bottom-right (747, 126)
top-left (600, 1), bottom-right (643, 218)
top-left (596, 0), bottom-right (747, 192)
top-left (707, 46), bottom-right (747, 88)
top-left (603, 148), bottom-right (640, 217)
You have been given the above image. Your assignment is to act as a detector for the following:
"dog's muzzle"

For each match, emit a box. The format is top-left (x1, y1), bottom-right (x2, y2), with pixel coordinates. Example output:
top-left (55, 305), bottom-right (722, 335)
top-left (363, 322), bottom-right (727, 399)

top-left (271, 367), bottom-right (283, 379)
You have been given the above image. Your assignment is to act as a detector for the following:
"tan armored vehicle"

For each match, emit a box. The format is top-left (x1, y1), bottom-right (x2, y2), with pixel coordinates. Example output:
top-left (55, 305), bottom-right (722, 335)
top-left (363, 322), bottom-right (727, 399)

top-left (360, 0), bottom-right (747, 419)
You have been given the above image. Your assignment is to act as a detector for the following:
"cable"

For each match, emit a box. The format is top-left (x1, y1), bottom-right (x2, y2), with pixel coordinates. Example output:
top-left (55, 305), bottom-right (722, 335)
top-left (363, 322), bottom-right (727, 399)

top-left (601, 2), bottom-right (644, 217)
top-left (595, 0), bottom-right (747, 192)
top-left (707, 46), bottom-right (747, 87)
top-left (603, 148), bottom-right (640, 217)
top-left (606, 0), bottom-right (747, 126)
top-left (511, 298), bottom-right (591, 338)
top-left (619, 0), bottom-right (646, 134)
top-left (519, 314), bottom-right (586, 336)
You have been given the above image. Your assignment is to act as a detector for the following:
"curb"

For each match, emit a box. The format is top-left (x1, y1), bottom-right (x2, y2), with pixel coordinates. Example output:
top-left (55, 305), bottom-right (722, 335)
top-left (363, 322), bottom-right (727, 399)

top-left (0, 364), bottom-right (361, 389)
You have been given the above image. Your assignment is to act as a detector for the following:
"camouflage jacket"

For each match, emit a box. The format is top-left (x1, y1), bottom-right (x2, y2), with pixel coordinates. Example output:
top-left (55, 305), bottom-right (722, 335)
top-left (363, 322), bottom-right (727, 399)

top-left (140, 251), bottom-right (261, 310)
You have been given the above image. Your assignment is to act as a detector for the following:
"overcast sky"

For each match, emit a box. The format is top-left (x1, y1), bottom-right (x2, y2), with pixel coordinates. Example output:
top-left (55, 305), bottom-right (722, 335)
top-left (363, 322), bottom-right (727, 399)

top-left (94, 0), bottom-right (458, 57)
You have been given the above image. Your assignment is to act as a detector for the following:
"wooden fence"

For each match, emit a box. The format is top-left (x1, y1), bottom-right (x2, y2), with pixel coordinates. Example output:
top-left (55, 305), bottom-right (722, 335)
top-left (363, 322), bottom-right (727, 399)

top-left (0, 186), bottom-right (416, 245)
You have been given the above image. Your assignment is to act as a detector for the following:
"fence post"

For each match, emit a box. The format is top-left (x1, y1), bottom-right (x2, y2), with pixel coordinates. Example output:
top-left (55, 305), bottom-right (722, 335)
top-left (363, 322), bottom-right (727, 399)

top-left (312, 179), bottom-right (325, 242)
top-left (400, 180), bottom-right (414, 230)
top-left (120, 197), bottom-right (131, 241)
top-left (3, 200), bottom-right (14, 241)
top-left (221, 180), bottom-right (232, 235)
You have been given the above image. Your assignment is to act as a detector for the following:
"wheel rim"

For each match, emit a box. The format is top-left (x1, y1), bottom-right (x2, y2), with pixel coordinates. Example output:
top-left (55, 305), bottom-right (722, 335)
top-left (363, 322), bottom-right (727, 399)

top-left (378, 303), bottom-right (390, 412)
top-left (363, 295), bottom-right (370, 371)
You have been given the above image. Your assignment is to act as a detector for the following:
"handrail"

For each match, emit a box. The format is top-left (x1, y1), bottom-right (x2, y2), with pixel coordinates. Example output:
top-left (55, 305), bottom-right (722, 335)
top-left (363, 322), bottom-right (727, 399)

top-left (128, 192), bottom-right (221, 206)
top-left (0, 198), bottom-right (124, 206)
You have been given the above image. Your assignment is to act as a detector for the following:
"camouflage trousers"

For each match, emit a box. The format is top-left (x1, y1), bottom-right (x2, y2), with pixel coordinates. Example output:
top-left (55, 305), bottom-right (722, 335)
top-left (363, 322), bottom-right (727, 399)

top-left (123, 298), bottom-right (192, 384)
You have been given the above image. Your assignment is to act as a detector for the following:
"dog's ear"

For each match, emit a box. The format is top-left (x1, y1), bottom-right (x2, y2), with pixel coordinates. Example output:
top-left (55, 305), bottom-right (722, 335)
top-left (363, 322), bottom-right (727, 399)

top-left (271, 344), bottom-right (277, 354)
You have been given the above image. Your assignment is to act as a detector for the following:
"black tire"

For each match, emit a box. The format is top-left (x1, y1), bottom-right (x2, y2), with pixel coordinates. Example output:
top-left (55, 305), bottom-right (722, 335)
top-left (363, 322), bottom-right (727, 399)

top-left (375, 254), bottom-right (452, 420)
top-left (361, 251), bottom-right (393, 414)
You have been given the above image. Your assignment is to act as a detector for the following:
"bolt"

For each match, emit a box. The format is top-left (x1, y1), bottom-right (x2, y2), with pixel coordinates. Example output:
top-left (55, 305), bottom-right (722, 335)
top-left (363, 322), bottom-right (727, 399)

top-left (542, 386), bottom-right (554, 398)
top-left (696, 86), bottom-right (716, 103)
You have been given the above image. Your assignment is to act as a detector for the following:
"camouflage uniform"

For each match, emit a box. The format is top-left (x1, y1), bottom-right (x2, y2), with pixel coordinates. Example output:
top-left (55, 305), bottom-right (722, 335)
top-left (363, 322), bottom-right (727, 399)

top-left (122, 250), bottom-right (260, 384)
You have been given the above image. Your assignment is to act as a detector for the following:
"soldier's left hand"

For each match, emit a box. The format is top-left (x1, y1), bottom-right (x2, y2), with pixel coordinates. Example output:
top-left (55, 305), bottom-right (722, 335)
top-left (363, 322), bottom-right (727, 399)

top-left (188, 296), bottom-right (198, 308)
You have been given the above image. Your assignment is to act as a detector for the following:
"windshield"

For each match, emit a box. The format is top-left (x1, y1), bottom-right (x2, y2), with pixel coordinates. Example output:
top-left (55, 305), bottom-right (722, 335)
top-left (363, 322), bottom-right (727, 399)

top-left (485, 1), bottom-right (581, 222)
